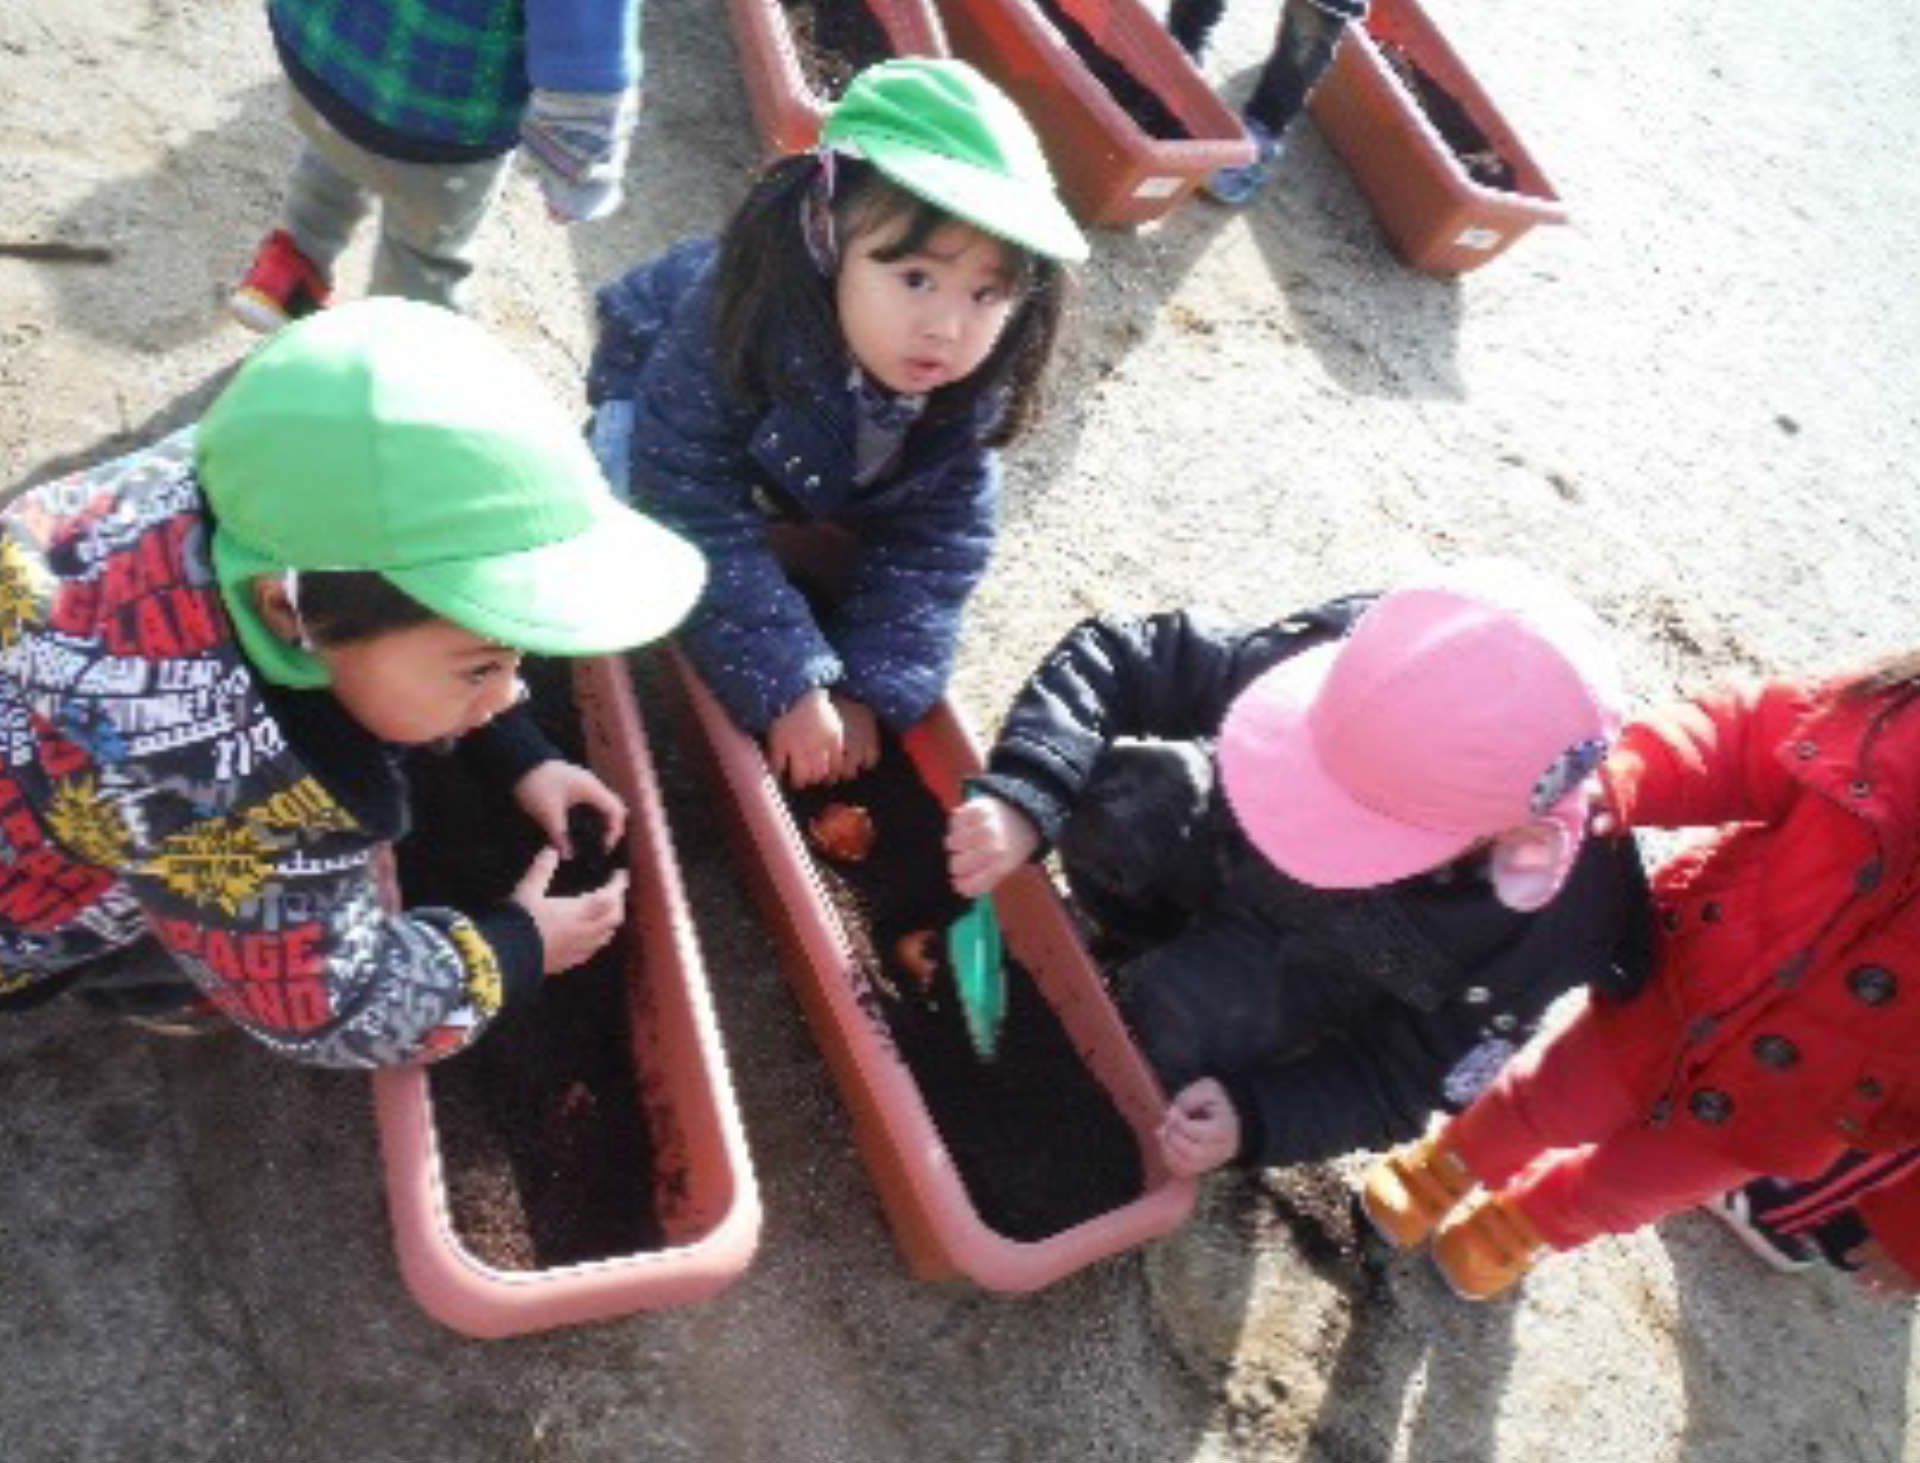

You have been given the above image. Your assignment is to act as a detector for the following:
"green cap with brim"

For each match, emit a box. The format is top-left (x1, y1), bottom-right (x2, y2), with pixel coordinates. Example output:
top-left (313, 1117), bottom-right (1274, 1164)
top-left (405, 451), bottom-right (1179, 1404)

top-left (822, 58), bottom-right (1089, 264)
top-left (196, 299), bottom-right (705, 688)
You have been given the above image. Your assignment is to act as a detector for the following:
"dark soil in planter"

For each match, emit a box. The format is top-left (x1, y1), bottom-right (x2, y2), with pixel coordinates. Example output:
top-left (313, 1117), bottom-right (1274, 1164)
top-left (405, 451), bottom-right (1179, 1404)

top-left (781, 734), bottom-right (1145, 1242)
top-left (1377, 40), bottom-right (1517, 191)
top-left (395, 659), bottom-right (663, 1271)
top-left (1036, 0), bottom-right (1192, 141)
top-left (779, 0), bottom-right (895, 100)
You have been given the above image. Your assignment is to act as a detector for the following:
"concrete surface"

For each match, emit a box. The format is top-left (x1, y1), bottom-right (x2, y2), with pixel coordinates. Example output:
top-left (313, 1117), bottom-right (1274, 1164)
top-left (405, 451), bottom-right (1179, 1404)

top-left (2, 0), bottom-right (1917, 1460)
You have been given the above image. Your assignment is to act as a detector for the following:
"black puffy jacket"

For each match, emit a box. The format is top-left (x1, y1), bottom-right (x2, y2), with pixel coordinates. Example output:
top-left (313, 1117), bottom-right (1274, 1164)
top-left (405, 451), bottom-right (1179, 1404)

top-left (973, 598), bottom-right (1652, 1166)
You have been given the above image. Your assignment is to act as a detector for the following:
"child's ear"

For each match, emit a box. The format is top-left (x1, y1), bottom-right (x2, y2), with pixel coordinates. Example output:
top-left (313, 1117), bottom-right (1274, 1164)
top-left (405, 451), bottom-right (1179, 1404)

top-left (249, 575), bottom-right (302, 643)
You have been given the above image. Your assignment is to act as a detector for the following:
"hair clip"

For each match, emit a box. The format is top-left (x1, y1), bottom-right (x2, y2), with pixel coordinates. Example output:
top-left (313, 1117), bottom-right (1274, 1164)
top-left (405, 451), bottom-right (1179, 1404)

top-left (802, 145), bottom-right (839, 276)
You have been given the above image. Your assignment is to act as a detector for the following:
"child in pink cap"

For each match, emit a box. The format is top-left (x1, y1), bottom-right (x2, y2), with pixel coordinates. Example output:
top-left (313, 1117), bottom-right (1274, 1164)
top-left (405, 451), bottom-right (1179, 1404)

top-left (1364, 645), bottom-right (1920, 1300)
top-left (947, 561), bottom-right (1650, 1181)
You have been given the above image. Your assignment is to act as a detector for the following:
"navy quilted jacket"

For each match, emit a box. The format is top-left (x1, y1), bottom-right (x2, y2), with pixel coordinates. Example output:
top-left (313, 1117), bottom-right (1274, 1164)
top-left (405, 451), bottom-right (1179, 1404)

top-left (588, 239), bottom-right (1000, 734)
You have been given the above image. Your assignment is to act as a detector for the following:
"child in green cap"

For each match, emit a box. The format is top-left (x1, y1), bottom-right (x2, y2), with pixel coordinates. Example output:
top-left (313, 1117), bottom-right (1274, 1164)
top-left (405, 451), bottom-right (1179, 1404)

top-left (587, 58), bottom-right (1087, 787)
top-left (0, 300), bottom-right (704, 1065)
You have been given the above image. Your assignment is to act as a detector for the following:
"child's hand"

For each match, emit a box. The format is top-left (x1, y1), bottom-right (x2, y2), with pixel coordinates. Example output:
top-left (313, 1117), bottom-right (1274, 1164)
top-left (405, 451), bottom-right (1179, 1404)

top-left (946, 794), bottom-right (1040, 897)
top-left (513, 760), bottom-right (627, 858)
top-left (768, 688), bottom-right (845, 787)
top-left (512, 848), bottom-right (629, 975)
top-left (1157, 1078), bottom-right (1241, 1177)
top-left (831, 693), bottom-right (880, 781)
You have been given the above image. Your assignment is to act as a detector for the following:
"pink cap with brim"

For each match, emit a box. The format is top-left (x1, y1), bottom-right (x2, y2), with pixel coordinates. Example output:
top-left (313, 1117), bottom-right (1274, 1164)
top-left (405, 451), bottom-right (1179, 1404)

top-left (1218, 563), bottom-right (1620, 891)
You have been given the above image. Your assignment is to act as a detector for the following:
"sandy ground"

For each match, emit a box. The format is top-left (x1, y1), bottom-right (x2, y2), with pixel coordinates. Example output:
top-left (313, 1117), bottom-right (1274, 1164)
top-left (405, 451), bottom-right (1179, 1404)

top-left (3, 1), bottom-right (1919, 1460)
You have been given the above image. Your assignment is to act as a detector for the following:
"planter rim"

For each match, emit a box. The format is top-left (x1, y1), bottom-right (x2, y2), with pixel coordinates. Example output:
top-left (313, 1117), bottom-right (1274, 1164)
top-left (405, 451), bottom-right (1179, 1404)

top-left (670, 646), bottom-right (1196, 1291)
top-left (372, 654), bottom-right (762, 1339)
top-left (1346, 0), bottom-right (1566, 217)
top-left (971, 0), bottom-right (1254, 163)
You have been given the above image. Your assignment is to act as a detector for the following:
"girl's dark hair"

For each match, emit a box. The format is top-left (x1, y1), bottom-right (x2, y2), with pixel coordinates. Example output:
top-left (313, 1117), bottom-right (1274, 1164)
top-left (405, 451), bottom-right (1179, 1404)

top-left (293, 570), bottom-right (439, 646)
top-left (712, 154), bottom-right (1068, 447)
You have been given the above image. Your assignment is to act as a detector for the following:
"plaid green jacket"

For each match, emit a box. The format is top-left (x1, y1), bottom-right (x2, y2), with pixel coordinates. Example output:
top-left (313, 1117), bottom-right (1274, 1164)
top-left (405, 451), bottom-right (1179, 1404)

top-left (270, 0), bottom-right (533, 155)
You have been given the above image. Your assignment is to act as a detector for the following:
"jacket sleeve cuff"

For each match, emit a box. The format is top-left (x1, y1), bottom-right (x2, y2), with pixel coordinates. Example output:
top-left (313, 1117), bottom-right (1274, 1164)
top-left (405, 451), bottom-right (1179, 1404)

top-left (969, 770), bottom-right (1069, 854)
top-left (460, 701), bottom-right (560, 787)
top-left (475, 903), bottom-right (545, 1007)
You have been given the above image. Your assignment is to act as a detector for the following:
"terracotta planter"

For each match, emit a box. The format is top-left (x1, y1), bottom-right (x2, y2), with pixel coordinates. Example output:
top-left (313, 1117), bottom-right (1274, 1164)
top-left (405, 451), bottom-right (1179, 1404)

top-left (666, 646), bottom-right (1196, 1291)
top-left (371, 655), bottom-right (761, 1339)
top-left (933, 0), bottom-right (1254, 227)
top-left (1308, 0), bottom-right (1566, 273)
top-left (726, 0), bottom-right (951, 155)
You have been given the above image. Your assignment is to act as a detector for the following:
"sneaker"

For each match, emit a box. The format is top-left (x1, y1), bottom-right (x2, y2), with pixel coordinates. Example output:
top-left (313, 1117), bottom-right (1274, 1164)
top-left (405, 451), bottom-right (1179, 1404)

top-left (229, 229), bottom-right (331, 333)
top-left (1702, 1187), bottom-right (1817, 1274)
top-left (1203, 119), bottom-right (1282, 206)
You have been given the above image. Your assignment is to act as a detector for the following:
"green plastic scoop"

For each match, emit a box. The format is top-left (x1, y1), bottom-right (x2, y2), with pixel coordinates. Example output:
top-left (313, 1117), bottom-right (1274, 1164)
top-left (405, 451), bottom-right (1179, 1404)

top-left (946, 895), bottom-right (1006, 1060)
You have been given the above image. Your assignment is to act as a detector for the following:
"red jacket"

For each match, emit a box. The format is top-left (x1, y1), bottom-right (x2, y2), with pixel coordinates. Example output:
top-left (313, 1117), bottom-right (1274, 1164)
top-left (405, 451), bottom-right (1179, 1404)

top-left (1597, 676), bottom-right (1920, 1177)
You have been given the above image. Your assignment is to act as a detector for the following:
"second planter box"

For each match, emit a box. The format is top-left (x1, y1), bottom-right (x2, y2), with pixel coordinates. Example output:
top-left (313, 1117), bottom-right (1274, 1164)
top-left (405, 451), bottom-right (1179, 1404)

top-left (668, 646), bottom-right (1195, 1291)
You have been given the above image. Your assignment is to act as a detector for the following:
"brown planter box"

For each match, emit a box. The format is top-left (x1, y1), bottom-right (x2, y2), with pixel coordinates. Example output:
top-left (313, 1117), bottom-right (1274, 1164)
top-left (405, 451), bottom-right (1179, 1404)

top-left (666, 647), bottom-right (1196, 1290)
top-left (1308, 0), bottom-right (1566, 273)
top-left (934, 0), bottom-right (1254, 227)
top-left (370, 655), bottom-right (761, 1338)
top-left (726, 0), bottom-right (952, 156)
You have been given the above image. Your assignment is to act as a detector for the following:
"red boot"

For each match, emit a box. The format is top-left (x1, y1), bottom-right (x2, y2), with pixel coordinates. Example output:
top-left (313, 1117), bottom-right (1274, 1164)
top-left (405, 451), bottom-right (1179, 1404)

top-left (1431, 1190), bottom-right (1548, 1301)
top-left (1359, 1129), bottom-right (1478, 1249)
top-left (229, 229), bottom-right (331, 333)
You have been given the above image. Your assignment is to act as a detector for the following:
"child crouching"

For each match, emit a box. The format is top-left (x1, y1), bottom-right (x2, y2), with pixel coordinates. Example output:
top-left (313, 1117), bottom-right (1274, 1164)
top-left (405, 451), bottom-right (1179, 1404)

top-left (586, 59), bottom-right (1084, 789)
top-left (947, 562), bottom-right (1652, 1178)
top-left (1364, 650), bottom-right (1920, 1299)
top-left (0, 300), bottom-right (702, 1064)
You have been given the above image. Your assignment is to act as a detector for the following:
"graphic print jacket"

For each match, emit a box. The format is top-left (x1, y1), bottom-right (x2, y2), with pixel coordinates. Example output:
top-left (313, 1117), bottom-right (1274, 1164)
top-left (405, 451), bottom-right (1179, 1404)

top-left (0, 433), bottom-right (546, 1067)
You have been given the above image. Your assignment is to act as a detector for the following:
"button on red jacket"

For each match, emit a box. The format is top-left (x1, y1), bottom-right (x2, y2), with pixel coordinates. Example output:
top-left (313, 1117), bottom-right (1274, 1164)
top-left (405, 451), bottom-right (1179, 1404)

top-left (1598, 676), bottom-right (1920, 1177)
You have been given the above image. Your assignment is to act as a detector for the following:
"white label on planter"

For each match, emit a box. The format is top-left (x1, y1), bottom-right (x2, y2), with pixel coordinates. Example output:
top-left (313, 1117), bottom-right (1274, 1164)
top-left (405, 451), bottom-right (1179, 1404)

top-left (1134, 176), bottom-right (1183, 199)
top-left (1455, 227), bottom-right (1504, 251)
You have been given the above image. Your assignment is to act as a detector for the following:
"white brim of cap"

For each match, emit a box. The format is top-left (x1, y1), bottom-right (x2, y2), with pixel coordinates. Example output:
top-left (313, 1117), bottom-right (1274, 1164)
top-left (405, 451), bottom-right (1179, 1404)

top-left (1216, 642), bottom-right (1480, 889)
top-left (389, 502), bottom-right (706, 657)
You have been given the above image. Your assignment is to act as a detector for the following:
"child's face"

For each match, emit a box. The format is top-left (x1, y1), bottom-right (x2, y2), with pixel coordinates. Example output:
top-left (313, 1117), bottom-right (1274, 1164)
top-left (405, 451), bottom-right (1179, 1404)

top-left (836, 216), bottom-right (1020, 396)
top-left (319, 619), bottom-right (525, 746)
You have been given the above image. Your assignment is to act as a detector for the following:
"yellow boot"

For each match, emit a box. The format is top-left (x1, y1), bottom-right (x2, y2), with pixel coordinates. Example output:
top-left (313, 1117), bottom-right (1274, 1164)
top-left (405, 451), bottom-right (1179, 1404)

top-left (1431, 1190), bottom-right (1547, 1301)
top-left (1359, 1131), bottom-right (1476, 1249)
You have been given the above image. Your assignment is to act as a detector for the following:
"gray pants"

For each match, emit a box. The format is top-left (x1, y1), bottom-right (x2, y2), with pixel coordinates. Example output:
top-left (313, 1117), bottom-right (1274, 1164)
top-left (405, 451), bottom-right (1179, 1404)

top-left (282, 90), bottom-right (514, 309)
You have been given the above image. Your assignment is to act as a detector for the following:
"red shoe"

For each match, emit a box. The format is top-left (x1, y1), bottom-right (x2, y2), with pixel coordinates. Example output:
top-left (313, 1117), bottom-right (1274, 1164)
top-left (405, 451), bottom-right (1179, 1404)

top-left (229, 229), bottom-right (331, 333)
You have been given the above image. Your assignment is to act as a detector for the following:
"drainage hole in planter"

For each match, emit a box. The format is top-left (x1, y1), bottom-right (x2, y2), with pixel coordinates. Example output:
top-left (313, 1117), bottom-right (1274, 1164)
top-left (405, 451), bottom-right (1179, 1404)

top-left (783, 733), bottom-right (1144, 1242)
top-left (396, 659), bottom-right (665, 1271)
top-left (1036, 0), bottom-right (1192, 141)
top-left (1376, 40), bottom-right (1516, 191)
top-left (779, 0), bottom-right (897, 100)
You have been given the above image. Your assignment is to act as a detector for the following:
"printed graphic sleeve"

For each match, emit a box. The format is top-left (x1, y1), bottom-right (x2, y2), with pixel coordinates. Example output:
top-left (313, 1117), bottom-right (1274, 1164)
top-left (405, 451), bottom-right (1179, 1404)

top-left (829, 450), bottom-right (998, 730)
top-left (127, 814), bottom-right (543, 1069)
